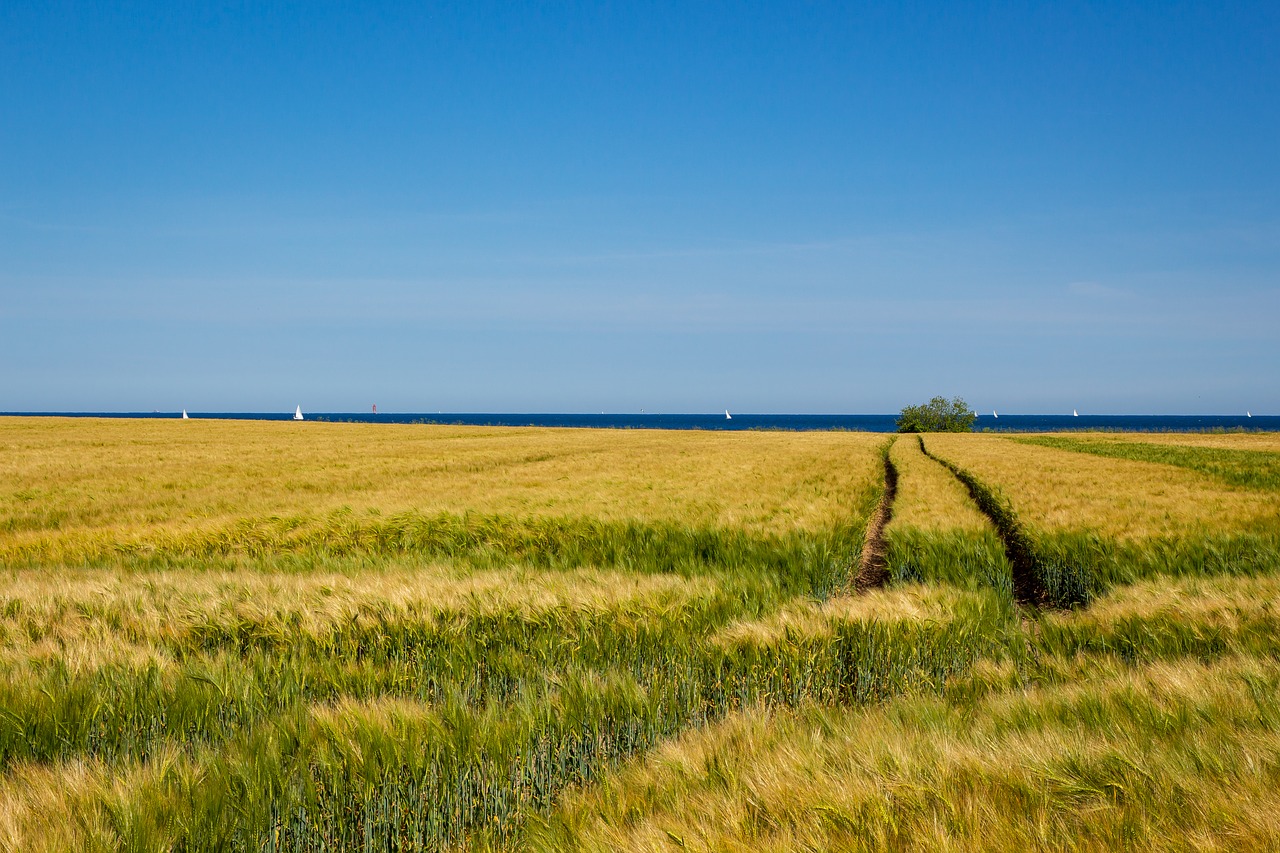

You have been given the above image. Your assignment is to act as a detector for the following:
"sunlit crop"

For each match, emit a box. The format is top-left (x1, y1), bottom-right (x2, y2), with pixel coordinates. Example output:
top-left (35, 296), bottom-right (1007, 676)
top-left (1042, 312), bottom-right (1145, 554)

top-left (0, 417), bottom-right (884, 563)
top-left (924, 432), bottom-right (1278, 539)
top-left (1, 420), bottom-right (1277, 849)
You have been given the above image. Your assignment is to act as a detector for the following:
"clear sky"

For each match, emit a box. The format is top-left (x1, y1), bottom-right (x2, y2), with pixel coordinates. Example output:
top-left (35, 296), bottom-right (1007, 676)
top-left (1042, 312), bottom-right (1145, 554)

top-left (3, 2), bottom-right (1277, 414)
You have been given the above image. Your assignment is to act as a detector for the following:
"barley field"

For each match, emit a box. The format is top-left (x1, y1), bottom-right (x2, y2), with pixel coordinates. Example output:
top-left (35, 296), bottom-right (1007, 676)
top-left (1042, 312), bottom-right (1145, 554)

top-left (1, 417), bottom-right (1278, 851)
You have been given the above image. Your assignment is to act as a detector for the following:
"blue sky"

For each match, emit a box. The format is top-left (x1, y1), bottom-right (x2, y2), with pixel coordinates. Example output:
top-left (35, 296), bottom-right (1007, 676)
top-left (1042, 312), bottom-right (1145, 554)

top-left (2, 2), bottom-right (1277, 413)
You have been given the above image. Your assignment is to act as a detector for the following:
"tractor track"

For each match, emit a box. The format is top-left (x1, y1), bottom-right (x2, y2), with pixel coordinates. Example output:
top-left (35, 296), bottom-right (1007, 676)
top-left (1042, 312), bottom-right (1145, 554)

top-left (916, 436), bottom-right (1049, 608)
top-left (854, 438), bottom-right (899, 592)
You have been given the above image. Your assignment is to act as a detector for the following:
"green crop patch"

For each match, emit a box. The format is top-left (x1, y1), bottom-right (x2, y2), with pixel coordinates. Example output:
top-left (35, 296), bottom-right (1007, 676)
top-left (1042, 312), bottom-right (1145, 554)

top-left (1017, 435), bottom-right (1280, 491)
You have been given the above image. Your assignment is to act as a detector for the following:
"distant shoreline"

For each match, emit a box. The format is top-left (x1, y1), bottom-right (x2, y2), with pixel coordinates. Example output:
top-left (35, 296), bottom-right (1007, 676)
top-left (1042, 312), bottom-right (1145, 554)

top-left (2, 412), bottom-right (1274, 434)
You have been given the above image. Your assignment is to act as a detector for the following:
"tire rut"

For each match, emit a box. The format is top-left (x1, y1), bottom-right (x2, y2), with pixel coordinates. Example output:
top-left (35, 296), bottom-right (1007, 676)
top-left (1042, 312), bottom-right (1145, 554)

top-left (916, 436), bottom-right (1046, 608)
top-left (854, 438), bottom-right (899, 592)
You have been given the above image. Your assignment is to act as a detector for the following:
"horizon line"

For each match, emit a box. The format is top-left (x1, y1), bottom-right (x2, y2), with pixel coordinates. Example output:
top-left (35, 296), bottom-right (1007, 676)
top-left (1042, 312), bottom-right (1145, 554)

top-left (0, 411), bottom-right (1270, 419)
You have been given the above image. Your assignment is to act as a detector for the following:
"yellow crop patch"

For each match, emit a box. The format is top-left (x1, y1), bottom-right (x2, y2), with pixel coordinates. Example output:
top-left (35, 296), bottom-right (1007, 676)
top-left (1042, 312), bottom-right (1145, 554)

top-left (0, 418), bottom-right (882, 551)
top-left (887, 436), bottom-right (990, 534)
top-left (924, 433), bottom-right (1278, 539)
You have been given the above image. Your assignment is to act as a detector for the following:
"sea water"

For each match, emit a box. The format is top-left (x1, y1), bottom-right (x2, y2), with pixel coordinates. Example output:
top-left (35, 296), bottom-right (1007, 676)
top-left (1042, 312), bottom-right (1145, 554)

top-left (6, 412), bottom-right (1276, 432)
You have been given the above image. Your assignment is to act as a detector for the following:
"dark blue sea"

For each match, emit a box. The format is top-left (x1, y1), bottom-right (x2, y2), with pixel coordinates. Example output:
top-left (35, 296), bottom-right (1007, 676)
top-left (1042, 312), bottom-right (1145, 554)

top-left (5, 412), bottom-right (1275, 432)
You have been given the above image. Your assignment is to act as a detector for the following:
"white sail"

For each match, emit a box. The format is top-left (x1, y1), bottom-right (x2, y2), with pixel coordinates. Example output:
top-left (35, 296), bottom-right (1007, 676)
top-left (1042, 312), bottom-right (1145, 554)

top-left (1247, 411), bottom-right (1252, 418)
top-left (294, 406), bottom-right (304, 421)
top-left (181, 409), bottom-right (189, 419)
top-left (1073, 409), bottom-right (1078, 417)
top-left (725, 409), bottom-right (732, 420)
top-left (992, 410), bottom-right (998, 418)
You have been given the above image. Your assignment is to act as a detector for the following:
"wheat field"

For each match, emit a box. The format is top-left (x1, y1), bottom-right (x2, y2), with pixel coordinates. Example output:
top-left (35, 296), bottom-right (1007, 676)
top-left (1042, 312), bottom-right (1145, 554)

top-left (924, 432), bottom-right (1278, 539)
top-left (0, 418), bottom-right (882, 565)
top-left (1, 418), bottom-right (1277, 850)
top-left (1072, 431), bottom-right (1280, 452)
top-left (886, 435), bottom-right (990, 534)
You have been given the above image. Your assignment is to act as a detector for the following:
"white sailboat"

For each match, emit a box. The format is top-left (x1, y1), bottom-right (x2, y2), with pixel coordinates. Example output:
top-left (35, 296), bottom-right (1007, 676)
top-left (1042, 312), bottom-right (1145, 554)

top-left (181, 409), bottom-right (189, 420)
top-left (1247, 411), bottom-right (1252, 418)
top-left (725, 409), bottom-right (732, 420)
top-left (294, 406), bottom-right (304, 421)
top-left (1073, 409), bottom-right (1079, 417)
top-left (992, 410), bottom-right (998, 419)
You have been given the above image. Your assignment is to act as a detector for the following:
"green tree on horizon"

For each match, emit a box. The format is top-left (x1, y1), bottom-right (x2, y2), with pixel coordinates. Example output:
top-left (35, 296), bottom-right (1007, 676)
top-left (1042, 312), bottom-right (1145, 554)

top-left (896, 396), bottom-right (976, 433)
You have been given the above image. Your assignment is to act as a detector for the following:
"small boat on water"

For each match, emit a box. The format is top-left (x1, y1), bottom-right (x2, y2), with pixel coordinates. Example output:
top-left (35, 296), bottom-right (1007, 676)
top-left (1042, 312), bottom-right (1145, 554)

top-left (992, 410), bottom-right (998, 419)
top-left (1247, 411), bottom-right (1253, 418)
top-left (725, 409), bottom-right (732, 420)
top-left (181, 409), bottom-right (189, 419)
top-left (1073, 409), bottom-right (1079, 417)
top-left (294, 406), bottom-right (304, 421)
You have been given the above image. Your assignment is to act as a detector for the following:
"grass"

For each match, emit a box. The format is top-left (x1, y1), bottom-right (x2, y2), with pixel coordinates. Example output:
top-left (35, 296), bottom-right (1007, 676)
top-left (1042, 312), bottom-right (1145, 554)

top-left (1, 419), bottom-right (1278, 850)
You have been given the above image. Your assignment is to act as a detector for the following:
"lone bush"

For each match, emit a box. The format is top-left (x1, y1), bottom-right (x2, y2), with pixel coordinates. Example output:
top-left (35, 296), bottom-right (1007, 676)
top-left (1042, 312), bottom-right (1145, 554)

top-left (897, 396), bottom-right (976, 433)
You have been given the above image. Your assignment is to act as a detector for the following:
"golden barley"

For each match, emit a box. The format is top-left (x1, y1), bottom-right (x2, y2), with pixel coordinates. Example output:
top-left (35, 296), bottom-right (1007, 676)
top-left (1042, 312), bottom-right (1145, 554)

top-left (924, 433), bottom-right (1277, 538)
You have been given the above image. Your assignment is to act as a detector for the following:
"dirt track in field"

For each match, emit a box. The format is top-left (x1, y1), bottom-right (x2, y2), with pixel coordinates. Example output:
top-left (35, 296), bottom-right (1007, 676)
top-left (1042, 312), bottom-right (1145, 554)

top-left (855, 441), bottom-right (898, 592)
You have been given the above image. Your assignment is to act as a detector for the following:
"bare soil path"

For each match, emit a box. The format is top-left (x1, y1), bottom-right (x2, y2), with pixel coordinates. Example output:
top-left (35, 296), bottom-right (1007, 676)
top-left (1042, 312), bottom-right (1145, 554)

top-left (854, 439), bottom-right (898, 592)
